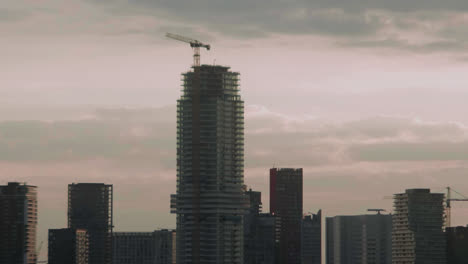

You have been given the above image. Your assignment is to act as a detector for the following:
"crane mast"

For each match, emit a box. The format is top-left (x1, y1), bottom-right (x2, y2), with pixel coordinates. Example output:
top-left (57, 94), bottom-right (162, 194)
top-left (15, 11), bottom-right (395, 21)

top-left (166, 33), bottom-right (211, 67)
top-left (446, 186), bottom-right (468, 228)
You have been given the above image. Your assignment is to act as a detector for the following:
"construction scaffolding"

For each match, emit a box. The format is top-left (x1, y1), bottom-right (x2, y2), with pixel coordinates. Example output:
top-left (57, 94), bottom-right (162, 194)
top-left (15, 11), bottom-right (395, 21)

top-left (171, 65), bottom-right (248, 264)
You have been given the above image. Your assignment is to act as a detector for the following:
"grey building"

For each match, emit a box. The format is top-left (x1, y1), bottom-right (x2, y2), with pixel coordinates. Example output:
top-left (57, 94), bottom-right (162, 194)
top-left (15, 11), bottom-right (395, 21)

top-left (302, 210), bottom-right (321, 264)
top-left (244, 189), bottom-right (262, 264)
top-left (326, 214), bottom-right (392, 264)
top-left (113, 230), bottom-right (176, 264)
top-left (447, 226), bottom-right (468, 264)
top-left (171, 65), bottom-right (249, 264)
top-left (68, 183), bottom-right (113, 264)
top-left (0, 182), bottom-right (38, 264)
top-left (270, 168), bottom-right (303, 264)
top-left (244, 189), bottom-right (276, 264)
top-left (48, 228), bottom-right (89, 264)
top-left (392, 189), bottom-right (446, 264)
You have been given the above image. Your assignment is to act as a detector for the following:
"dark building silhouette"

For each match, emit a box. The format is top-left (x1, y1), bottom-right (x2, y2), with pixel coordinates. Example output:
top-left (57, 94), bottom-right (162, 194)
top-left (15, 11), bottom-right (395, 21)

top-left (48, 228), bottom-right (89, 264)
top-left (113, 230), bottom-right (176, 264)
top-left (326, 214), bottom-right (392, 264)
top-left (244, 189), bottom-right (262, 263)
top-left (270, 168), bottom-right (303, 264)
top-left (254, 213), bottom-right (277, 264)
top-left (446, 226), bottom-right (468, 264)
top-left (68, 183), bottom-right (113, 264)
top-left (244, 189), bottom-right (276, 264)
top-left (302, 210), bottom-right (321, 264)
top-left (392, 189), bottom-right (446, 264)
top-left (0, 182), bottom-right (38, 264)
top-left (171, 65), bottom-right (248, 264)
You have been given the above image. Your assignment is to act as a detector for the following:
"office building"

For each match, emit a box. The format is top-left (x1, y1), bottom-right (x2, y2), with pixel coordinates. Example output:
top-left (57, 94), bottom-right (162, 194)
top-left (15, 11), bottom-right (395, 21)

top-left (302, 210), bottom-right (321, 264)
top-left (171, 65), bottom-right (248, 264)
top-left (48, 228), bottom-right (89, 264)
top-left (244, 189), bottom-right (261, 263)
top-left (68, 183), bottom-right (113, 264)
top-left (244, 189), bottom-right (276, 264)
top-left (326, 213), bottom-right (392, 264)
top-left (252, 213), bottom-right (277, 264)
top-left (392, 189), bottom-right (446, 264)
top-left (0, 182), bottom-right (38, 264)
top-left (113, 230), bottom-right (176, 264)
top-left (447, 226), bottom-right (468, 264)
top-left (270, 168), bottom-right (303, 264)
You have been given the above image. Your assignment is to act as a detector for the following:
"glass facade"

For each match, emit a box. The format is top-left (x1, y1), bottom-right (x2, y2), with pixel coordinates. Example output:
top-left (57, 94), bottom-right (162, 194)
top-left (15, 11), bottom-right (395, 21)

top-left (171, 65), bottom-right (248, 264)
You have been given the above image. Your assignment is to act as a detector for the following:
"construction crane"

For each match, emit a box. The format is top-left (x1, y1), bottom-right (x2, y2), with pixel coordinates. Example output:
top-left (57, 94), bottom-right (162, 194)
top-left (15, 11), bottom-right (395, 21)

top-left (368, 209), bottom-right (386, 215)
top-left (446, 187), bottom-right (468, 228)
top-left (166, 33), bottom-right (211, 67)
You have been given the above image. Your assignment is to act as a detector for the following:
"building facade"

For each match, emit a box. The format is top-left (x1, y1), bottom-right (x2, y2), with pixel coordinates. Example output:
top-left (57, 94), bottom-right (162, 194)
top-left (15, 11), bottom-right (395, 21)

top-left (68, 183), bottom-right (113, 264)
top-left (244, 189), bottom-right (262, 264)
top-left (392, 189), bottom-right (446, 264)
top-left (270, 168), bottom-right (303, 264)
top-left (171, 65), bottom-right (248, 264)
top-left (302, 210), bottom-right (322, 264)
top-left (326, 214), bottom-right (392, 264)
top-left (113, 230), bottom-right (176, 264)
top-left (244, 189), bottom-right (276, 264)
top-left (48, 228), bottom-right (89, 264)
top-left (0, 182), bottom-right (38, 264)
top-left (447, 226), bottom-right (468, 264)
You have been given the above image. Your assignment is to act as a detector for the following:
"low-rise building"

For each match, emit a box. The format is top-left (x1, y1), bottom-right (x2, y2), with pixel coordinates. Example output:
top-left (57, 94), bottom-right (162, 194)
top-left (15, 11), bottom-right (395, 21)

top-left (48, 228), bottom-right (89, 264)
top-left (113, 229), bottom-right (176, 264)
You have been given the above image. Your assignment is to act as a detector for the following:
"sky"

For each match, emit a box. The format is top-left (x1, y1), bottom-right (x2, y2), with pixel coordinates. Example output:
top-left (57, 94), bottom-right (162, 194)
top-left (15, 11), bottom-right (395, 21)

top-left (2, 0), bottom-right (468, 260)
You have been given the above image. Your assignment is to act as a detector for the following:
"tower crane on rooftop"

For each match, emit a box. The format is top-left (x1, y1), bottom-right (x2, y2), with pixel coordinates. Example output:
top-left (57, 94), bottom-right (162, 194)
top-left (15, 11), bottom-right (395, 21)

top-left (166, 33), bottom-right (211, 67)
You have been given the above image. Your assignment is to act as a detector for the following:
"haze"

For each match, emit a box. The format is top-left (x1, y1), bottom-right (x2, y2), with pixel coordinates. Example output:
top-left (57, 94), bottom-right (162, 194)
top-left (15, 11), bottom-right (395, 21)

top-left (1, 0), bottom-right (468, 259)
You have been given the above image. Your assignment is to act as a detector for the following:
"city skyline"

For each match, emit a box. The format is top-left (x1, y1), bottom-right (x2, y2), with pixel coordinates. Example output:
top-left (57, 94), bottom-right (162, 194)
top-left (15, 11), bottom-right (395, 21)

top-left (2, 0), bottom-right (468, 262)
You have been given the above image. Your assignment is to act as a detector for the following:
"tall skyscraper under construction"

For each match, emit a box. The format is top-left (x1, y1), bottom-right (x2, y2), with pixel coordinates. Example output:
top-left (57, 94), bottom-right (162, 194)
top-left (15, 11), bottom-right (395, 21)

top-left (0, 182), bottom-right (38, 264)
top-left (171, 65), bottom-right (248, 264)
top-left (68, 183), bottom-right (113, 264)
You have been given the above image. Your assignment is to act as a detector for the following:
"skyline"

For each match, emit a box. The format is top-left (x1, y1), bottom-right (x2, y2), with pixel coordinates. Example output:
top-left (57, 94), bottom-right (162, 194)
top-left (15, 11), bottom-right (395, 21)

top-left (2, 0), bottom-right (468, 262)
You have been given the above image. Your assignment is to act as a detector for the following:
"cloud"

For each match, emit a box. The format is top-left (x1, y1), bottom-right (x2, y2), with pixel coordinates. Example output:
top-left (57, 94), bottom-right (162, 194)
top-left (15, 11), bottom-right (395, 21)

top-left (349, 142), bottom-right (468, 161)
top-left (0, 8), bottom-right (30, 22)
top-left (3, 0), bottom-right (468, 54)
top-left (1, 106), bottom-right (466, 165)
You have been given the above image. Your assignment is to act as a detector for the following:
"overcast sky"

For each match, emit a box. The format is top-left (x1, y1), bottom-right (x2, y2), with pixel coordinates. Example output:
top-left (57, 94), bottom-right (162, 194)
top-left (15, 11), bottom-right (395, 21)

top-left (2, 0), bottom-right (468, 260)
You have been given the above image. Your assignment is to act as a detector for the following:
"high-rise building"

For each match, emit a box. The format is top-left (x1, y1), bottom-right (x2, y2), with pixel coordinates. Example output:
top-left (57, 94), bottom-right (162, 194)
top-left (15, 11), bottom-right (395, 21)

top-left (253, 213), bottom-right (277, 264)
top-left (392, 189), bottom-right (446, 264)
top-left (270, 168), bottom-right (303, 264)
top-left (68, 183), bottom-right (113, 264)
top-left (244, 189), bottom-right (276, 264)
top-left (244, 189), bottom-right (262, 264)
top-left (113, 230), bottom-right (176, 264)
top-left (326, 213), bottom-right (392, 264)
top-left (302, 210), bottom-right (322, 264)
top-left (447, 226), bottom-right (468, 264)
top-left (48, 228), bottom-right (89, 264)
top-left (171, 65), bottom-right (248, 264)
top-left (0, 182), bottom-right (38, 264)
